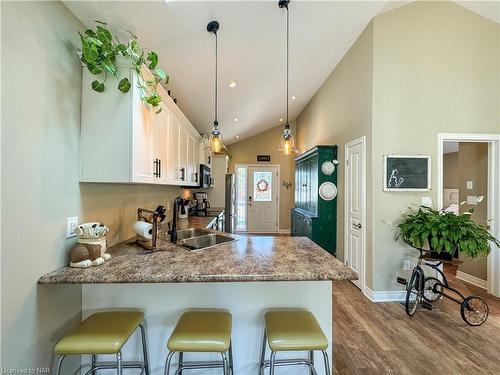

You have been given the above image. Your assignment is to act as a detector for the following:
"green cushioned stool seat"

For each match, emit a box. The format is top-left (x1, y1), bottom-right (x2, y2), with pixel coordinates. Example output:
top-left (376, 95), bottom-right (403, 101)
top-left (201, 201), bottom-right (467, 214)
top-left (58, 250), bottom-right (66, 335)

top-left (167, 310), bottom-right (232, 353)
top-left (54, 311), bottom-right (144, 355)
top-left (265, 310), bottom-right (328, 351)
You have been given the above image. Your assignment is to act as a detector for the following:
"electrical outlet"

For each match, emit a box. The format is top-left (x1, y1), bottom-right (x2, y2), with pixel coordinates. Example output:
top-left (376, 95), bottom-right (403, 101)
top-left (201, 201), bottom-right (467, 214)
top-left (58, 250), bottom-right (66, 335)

top-left (403, 259), bottom-right (411, 271)
top-left (66, 216), bottom-right (78, 239)
top-left (467, 180), bottom-right (474, 190)
top-left (467, 195), bottom-right (478, 205)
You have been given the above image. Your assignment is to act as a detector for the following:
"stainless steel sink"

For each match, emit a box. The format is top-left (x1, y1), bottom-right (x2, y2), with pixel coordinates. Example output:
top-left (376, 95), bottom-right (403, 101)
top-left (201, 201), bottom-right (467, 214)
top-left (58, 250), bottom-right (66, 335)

top-left (179, 233), bottom-right (237, 251)
top-left (176, 228), bottom-right (212, 241)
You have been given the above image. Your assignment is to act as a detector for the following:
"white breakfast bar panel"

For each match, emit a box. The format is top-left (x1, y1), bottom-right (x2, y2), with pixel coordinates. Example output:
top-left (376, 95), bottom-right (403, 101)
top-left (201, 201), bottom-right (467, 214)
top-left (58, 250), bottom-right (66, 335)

top-left (82, 280), bottom-right (333, 375)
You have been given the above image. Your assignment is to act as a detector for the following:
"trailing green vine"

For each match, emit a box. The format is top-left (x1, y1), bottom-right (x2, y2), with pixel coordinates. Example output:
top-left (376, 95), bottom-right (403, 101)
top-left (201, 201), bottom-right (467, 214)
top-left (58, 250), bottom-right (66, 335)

top-left (79, 20), bottom-right (168, 112)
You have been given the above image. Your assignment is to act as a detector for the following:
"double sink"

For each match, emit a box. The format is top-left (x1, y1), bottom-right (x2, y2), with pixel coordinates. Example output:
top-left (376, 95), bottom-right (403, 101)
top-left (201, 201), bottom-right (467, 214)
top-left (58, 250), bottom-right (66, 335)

top-left (175, 228), bottom-right (237, 251)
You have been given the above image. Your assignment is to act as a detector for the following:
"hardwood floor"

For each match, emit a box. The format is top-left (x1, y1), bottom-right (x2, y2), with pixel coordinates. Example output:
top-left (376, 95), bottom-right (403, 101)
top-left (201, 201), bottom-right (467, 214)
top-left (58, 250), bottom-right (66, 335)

top-left (333, 269), bottom-right (500, 374)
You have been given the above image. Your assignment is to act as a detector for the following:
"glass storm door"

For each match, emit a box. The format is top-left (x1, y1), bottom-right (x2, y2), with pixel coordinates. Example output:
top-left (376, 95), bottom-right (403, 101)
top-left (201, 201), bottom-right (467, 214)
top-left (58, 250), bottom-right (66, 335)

top-left (247, 166), bottom-right (278, 232)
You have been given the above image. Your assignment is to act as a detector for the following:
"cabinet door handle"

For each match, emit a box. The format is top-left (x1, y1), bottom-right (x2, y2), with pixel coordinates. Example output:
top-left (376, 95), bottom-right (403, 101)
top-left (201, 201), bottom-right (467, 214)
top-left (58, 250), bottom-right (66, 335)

top-left (180, 167), bottom-right (185, 181)
top-left (194, 172), bottom-right (198, 183)
top-left (153, 159), bottom-right (159, 177)
top-left (158, 159), bottom-right (161, 178)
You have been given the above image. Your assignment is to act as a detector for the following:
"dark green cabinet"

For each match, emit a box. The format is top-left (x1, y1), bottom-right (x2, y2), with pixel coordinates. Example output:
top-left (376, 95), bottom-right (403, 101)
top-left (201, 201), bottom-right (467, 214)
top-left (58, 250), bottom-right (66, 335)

top-left (291, 145), bottom-right (338, 255)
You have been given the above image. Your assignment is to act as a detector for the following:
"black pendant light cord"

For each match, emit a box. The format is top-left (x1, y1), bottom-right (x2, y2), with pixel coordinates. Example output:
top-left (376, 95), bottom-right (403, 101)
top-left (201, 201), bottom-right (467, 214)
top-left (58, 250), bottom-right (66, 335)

top-left (215, 30), bottom-right (218, 125)
top-left (207, 21), bottom-right (220, 128)
top-left (286, 3), bottom-right (289, 130)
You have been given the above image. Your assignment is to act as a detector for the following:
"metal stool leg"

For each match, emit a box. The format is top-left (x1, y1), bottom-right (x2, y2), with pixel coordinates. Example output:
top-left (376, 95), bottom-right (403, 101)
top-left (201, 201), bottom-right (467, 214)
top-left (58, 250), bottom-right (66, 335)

top-left (164, 351), bottom-right (175, 375)
top-left (259, 330), bottom-right (267, 375)
top-left (322, 350), bottom-right (331, 375)
top-left (228, 342), bottom-right (234, 374)
top-left (178, 352), bottom-right (184, 375)
top-left (269, 351), bottom-right (277, 375)
top-left (309, 351), bottom-right (315, 375)
top-left (91, 354), bottom-right (97, 375)
top-left (116, 351), bottom-right (123, 375)
top-left (54, 354), bottom-right (66, 375)
top-left (221, 352), bottom-right (229, 375)
top-left (139, 323), bottom-right (150, 375)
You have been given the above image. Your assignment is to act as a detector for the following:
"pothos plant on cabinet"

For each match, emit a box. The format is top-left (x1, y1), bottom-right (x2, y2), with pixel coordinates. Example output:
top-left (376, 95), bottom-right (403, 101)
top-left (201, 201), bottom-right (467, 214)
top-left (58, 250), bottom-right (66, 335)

top-left (79, 20), bottom-right (168, 113)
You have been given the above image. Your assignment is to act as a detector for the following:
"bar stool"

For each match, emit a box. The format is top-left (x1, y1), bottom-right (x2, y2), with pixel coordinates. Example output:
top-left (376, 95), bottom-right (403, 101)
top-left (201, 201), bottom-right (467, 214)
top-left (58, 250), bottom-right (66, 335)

top-left (259, 310), bottom-right (330, 375)
top-left (53, 311), bottom-right (149, 375)
top-left (164, 310), bottom-right (233, 375)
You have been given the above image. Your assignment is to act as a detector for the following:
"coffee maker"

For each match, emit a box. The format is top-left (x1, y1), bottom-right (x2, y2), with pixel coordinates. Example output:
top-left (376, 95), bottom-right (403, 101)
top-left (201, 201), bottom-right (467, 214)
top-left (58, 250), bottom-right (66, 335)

top-left (195, 192), bottom-right (210, 216)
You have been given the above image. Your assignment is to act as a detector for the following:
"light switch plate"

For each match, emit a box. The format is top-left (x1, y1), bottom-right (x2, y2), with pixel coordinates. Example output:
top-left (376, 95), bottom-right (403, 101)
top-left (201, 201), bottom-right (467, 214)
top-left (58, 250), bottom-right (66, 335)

top-left (421, 196), bottom-right (433, 207)
top-left (403, 259), bottom-right (411, 271)
top-left (467, 181), bottom-right (474, 190)
top-left (66, 216), bottom-right (78, 238)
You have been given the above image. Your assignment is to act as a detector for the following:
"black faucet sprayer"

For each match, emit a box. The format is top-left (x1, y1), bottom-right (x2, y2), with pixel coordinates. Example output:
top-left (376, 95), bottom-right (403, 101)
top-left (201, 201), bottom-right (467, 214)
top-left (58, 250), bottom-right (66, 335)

top-left (168, 196), bottom-right (183, 243)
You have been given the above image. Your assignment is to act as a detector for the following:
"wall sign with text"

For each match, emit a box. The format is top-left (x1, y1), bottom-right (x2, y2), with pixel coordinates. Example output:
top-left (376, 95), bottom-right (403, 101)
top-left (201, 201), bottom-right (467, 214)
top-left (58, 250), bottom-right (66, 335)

top-left (383, 155), bottom-right (431, 191)
top-left (257, 155), bottom-right (271, 162)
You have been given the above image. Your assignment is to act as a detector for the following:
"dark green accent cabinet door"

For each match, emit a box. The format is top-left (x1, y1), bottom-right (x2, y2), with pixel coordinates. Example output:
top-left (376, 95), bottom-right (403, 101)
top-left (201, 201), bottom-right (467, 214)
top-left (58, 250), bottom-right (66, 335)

top-left (291, 145), bottom-right (338, 255)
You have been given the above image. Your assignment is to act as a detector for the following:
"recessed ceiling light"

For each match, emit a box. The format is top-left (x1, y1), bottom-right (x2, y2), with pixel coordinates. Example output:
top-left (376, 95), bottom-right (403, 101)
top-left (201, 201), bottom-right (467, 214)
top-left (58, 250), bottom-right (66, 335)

top-left (236, 135), bottom-right (240, 138)
top-left (279, 118), bottom-right (284, 122)
top-left (228, 80), bottom-right (238, 88)
top-left (291, 96), bottom-right (296, 100)
top-left (234, 117), bottom-right (239, 122)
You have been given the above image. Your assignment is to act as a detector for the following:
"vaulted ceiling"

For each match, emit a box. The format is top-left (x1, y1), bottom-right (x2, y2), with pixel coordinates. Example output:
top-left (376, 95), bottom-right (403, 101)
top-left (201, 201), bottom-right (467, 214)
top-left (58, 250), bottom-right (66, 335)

top-left (64, 1), bottom-right (499, 145)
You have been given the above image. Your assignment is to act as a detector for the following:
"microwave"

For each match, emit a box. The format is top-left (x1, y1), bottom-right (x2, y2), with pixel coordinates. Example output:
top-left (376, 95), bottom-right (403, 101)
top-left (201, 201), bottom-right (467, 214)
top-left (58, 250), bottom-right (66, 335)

top-left (199, 164), bottom-right (213, 188)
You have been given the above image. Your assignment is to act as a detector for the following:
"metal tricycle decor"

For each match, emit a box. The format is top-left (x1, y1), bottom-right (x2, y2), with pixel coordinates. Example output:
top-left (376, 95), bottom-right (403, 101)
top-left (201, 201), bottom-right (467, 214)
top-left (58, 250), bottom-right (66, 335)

top-left (393, 204), bottom-right (499, 326)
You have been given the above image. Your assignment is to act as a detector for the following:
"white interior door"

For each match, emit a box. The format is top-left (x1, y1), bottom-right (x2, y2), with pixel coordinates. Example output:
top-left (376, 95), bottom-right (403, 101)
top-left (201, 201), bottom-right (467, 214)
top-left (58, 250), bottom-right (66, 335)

top-left (247, 166), bottom-right (279, 233)
top-left (345, 137), bottom-right (366, 289)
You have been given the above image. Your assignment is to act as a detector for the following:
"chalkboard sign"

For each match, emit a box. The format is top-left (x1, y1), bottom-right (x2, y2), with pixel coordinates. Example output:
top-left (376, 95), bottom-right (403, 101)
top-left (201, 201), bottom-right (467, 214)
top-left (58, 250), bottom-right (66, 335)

top-left (257, 155), bottom-right (271, 162)
top-left (383, 155), bottom-right (431, 191)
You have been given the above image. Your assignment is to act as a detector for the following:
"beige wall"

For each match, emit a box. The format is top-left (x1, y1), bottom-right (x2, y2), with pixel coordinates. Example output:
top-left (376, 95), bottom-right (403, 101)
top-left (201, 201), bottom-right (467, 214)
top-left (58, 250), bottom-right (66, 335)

top-left (372, 1), bottom-right (499, 291)
top-left (443, 152), bottom-right (459, 189)
top-left (296, 1), bottom-right (499, 292)
top-left (457, 142), bottom-right (489, 280)
top-left (227, 124), bottom-right (296, 230)
top-left (1, 1), bottom-right (184, 370)
top-left (296, 22), bottom-right (374, 281)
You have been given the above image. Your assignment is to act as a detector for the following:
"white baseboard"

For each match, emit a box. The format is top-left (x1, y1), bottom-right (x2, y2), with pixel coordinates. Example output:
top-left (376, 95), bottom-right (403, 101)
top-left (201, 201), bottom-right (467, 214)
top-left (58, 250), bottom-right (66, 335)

top-left (363, 286), bottom-right (406, 302)
top-left (456, 270), bottom-right (487, 289)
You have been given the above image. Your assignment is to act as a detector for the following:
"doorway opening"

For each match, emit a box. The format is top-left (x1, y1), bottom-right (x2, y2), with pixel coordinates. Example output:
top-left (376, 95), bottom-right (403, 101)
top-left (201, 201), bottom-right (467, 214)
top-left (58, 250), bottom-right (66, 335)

top-left (234, 164), bottom-right (280, 233)
top-left (438, 133), bottom-right (500, 297)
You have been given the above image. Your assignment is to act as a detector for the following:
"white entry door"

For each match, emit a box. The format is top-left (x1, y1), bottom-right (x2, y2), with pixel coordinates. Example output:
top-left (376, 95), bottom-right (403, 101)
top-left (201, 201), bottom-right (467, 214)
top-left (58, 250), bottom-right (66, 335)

top-left (247, 166), bottom-right (279, 233)
top-left (345, 137), bottom-right (366, 289)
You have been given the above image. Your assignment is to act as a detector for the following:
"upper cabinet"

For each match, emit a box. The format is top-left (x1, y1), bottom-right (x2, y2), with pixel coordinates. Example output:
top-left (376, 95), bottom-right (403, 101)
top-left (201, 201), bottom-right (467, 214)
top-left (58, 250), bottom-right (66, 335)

top-left (80, 64), bottom-right (202, 187)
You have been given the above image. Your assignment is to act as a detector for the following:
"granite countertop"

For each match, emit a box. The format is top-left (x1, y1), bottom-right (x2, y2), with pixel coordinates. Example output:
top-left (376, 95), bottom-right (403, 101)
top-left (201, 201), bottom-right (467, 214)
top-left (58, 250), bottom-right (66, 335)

top-left (38, 213), bottom-right (357, 284)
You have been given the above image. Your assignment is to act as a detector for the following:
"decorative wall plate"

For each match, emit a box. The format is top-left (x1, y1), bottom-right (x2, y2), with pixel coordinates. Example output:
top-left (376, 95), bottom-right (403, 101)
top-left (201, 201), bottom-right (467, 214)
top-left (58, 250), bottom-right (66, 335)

top-left (319, 182), bottom-right (338, 201)
top-left (321, 161), bottom-right (335, 175)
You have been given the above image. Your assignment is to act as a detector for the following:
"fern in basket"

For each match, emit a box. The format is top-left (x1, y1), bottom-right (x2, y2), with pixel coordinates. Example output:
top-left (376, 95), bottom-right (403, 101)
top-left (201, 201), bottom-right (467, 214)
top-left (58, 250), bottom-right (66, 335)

top-left (396, 206), bottom-right (499, 258)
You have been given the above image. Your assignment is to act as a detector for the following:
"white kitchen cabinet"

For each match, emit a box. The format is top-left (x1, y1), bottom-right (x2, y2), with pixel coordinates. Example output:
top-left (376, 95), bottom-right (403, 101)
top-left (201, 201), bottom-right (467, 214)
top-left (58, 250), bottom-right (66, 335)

top-left (154, 103), bottom-right (169, 184)
top-left (80, 63), bottom-right (201, 186)
top-left (179, 126), bottom-right (188, 184)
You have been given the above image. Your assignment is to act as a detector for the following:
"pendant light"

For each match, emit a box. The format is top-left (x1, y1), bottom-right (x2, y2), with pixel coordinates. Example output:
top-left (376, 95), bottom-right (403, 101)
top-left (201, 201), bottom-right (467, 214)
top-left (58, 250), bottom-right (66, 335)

top-left (207, 20), bottom-right (224, 153)
top-left (276, 0), bottom-right (298, 155)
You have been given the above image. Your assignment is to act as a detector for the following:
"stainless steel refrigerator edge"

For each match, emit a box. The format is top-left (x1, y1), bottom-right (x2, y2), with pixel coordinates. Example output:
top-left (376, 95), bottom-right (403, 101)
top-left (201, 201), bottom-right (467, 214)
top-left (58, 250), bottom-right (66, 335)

top-left (224, 174), bottom-right (236, 233)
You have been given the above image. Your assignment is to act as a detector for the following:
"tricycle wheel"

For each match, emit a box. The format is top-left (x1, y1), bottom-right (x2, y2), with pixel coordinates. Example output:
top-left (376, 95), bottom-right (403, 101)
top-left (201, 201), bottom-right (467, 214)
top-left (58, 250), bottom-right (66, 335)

top-left (405, 271), bottom-right (421, 316)
top-left (461, 296), bottom-right (489, 326)
top-left (423, 277), bottom-right (443, 303)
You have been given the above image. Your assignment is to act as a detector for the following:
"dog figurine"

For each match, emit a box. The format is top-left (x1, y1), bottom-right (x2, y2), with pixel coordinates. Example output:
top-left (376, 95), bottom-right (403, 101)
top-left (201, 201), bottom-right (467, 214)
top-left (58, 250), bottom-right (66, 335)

top-left (69, 222), bottom-right (110, 268)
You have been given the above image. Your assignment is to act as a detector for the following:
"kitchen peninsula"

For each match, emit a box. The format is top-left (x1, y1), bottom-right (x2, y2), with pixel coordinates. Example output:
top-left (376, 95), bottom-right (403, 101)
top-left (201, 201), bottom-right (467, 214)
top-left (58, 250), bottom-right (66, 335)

top-left (39, 215), bottom-right (356, 374)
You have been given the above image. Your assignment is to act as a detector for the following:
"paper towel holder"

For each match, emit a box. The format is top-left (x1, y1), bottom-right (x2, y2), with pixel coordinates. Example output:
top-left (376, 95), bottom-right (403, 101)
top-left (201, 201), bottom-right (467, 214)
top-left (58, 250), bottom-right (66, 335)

top-left (136, 206), bottom-right (165, 253)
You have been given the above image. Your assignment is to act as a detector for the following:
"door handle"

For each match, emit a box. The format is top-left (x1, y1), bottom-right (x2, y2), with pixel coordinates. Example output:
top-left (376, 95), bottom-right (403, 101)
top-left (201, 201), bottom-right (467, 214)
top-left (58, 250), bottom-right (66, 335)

top-left (353, 223), bottom-right (362, 229)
